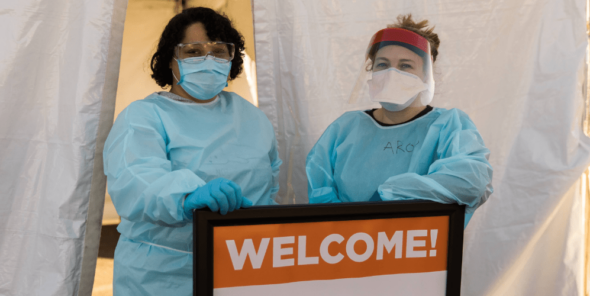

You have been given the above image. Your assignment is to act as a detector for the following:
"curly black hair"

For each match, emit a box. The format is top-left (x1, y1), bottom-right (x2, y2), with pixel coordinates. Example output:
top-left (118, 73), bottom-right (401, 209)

top-left (150, 7), bottom-right (245, 87)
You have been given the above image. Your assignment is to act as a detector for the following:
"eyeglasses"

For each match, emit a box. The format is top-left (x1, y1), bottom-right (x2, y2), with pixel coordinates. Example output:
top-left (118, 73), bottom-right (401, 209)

top-left (175, 42), bottom-right (235, 64)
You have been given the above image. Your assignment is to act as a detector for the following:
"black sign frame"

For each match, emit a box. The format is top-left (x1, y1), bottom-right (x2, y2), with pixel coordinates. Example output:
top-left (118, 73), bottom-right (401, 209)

top-left (194, 201), bottom-right (465, 296)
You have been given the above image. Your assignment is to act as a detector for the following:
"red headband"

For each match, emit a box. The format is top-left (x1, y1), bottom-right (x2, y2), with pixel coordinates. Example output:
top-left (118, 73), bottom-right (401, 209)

top-left (370, 28), bottom-right (429, 54)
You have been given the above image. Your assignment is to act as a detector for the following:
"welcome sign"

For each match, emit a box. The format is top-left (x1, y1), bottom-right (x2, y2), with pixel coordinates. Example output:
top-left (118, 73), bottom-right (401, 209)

top-left (194, 202), bottom-right (464, 296)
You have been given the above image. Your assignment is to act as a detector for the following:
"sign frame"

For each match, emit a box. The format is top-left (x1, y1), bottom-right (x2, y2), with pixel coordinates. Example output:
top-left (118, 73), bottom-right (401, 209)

top-left (194, 201), bottom-right (465, 296)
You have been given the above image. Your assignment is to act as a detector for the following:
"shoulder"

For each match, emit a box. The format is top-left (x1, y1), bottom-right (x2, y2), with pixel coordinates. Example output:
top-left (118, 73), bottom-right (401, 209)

top-left (106, 94), bottom-right (168, 145)
top-left (430, 107), bottom-right (476, 127)
top-left (316, 110), bottom-right (368, 141)
top-left (115, 93), bottom-right (167, 127)
top-left (124, 93), bottom-right (164, 113)
top-left (220, 91), bottom-right (276, 129)
top-left (431, 107), bottom-right (470, 119)
top-left (330, 110), bottom-right (369, 128)
top-left (221, 91), bottom-right (257, 109)
top-left (221, 91), bottom-right (269, 117)
top-left (427, 108), bottom-right (483, 146)
top-left (437, 107), bottom-right (472, 120)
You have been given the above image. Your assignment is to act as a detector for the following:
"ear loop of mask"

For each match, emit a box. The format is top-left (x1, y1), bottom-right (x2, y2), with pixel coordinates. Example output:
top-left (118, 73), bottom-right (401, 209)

top-left (172, 58), bottom-right (181, 85)
top-left (172, 72), bottom-right (181, 84)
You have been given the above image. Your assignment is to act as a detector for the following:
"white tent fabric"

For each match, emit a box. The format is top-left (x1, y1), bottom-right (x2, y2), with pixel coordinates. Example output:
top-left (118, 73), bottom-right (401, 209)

top-left (253, 0), bottom-right (590, 294)
top-left (0, 0), bottom-right (127, 295)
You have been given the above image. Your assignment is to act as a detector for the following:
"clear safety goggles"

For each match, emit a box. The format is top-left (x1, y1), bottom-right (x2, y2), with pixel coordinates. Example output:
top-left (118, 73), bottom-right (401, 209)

top-left (348, 28), bottom-right (435, 105)
top-left (175, 41), bottom-right (235, 64)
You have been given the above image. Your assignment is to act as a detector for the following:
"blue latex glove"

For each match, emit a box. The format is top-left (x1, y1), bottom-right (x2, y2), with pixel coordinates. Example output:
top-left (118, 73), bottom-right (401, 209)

top-left (183, 178), bottom-right (253, 219)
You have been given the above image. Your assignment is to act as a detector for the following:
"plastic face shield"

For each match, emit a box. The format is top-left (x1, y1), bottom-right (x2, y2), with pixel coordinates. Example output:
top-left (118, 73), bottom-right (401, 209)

top-left (175, 41), bottom-right (235, 64)
top-left (348, 28), bottom-right (434, 107)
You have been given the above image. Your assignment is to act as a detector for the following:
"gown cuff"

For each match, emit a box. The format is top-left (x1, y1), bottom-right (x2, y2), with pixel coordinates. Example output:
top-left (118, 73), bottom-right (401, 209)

top-left (309, 187), bottom-right (341, 204)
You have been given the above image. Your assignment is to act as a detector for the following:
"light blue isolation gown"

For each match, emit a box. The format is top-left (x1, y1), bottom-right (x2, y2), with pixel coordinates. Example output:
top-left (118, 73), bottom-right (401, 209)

top-left (306, 108), bottom-right (493, 227)
top-left (103, 91), bottom-right (281, 296)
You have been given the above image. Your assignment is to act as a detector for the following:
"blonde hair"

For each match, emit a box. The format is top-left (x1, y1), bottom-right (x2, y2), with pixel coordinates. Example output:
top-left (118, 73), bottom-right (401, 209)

top-left (387, 14), bottom-right (440, 62)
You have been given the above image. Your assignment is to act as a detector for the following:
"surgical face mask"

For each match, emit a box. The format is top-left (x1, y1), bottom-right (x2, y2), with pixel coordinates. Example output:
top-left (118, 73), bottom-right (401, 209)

top-left (173, 56), bottom-right (231, 101)
top-left (380, 99), bottom-right (417, 112)
top-left (367, 67), bottom-right (429, 111)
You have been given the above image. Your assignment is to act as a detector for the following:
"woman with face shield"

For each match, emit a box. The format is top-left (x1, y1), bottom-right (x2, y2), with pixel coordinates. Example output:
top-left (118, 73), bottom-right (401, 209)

top-left (306, 15), bottom-right (493, 227)
top-left (102, 7), bottom-right (281, 295)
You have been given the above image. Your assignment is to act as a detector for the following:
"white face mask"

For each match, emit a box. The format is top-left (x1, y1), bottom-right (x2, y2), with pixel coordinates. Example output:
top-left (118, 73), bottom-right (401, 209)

top-left (367, 67), bottom-right (431, 111)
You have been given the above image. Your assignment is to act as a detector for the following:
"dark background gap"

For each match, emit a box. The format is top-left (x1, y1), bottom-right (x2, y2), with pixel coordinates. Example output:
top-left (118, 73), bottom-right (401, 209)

top-left (98, 225), bottom-right (120, 259)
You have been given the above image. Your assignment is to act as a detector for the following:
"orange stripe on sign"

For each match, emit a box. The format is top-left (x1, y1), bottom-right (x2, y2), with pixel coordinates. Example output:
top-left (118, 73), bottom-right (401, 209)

top-left (213, 216), bottom-right (448, 289)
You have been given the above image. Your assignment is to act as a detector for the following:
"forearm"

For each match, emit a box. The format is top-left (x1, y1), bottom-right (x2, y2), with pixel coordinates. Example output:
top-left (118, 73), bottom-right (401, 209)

top-left (379, 161), bottom-right (492, 212)
top-left (108, 168), bottom-right (205, 226)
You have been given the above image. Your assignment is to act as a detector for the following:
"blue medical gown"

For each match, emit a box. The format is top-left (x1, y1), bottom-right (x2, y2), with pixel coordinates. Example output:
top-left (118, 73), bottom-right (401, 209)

top-left (306, 108), bottom-right (493, 227)
top-left (103, 91), bottom-right (281, 295)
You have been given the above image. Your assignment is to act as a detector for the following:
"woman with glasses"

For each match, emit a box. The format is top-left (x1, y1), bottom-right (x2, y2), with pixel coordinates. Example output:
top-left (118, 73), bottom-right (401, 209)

top-left (103, 7), bottom-right (281, 295)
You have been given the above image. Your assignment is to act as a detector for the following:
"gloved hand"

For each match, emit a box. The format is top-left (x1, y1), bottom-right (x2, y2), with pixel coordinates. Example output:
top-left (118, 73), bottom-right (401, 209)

top-left (183, 178), bottom-right (253, 219)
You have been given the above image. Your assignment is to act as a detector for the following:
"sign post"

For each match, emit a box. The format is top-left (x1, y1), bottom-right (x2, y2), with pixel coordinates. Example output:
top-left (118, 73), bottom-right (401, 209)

top-left (194, 201), bottom-right (465, 296)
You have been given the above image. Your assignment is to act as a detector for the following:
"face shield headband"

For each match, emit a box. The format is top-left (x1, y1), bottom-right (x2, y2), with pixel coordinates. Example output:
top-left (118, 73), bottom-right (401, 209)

top-left (367, 28), bottom-right (430, 59)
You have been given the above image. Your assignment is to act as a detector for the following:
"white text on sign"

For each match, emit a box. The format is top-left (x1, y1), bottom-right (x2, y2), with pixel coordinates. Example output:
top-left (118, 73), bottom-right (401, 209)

top-left (224, 230), bottom-right (439, 270)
